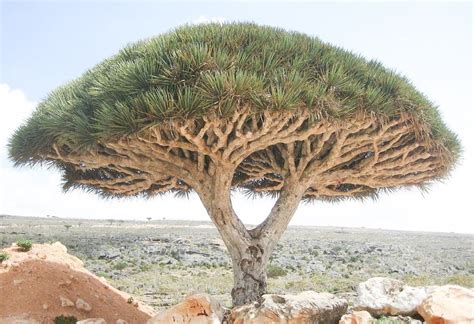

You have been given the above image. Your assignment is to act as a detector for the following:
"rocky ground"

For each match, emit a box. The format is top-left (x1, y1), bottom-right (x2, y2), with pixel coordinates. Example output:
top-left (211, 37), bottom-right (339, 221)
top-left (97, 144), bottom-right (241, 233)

top-left (1, 215), bottom-right (473, 312)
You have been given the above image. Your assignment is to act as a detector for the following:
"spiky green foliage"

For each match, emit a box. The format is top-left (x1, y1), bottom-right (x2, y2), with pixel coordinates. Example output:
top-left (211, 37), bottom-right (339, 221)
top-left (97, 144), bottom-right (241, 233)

top-left (0, 252), bottom-right (9, 262)
top-left (9, 23), bottom-right (460, 168)
top-left (16, 239), bottom-right (32, 252)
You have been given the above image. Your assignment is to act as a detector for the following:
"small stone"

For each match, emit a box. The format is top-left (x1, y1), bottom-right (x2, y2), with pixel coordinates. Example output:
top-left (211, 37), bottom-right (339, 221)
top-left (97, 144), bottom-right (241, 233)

top-left (339, 310), bottom-right (373, 324)
top-left (42, 303), bottom-right (49, 310)
top-left (77, 319), bottom-right (106, 324)
top-left (58, 279), bottom-right (72, 287)
top-left (36, 252), bottom-right (47, 260)
top-left (76, 298), bottom-right (92, 312)
top-left (0, 317), bottom-right (39, 324)
top-left (60, 296), bottom-right (74, 307)
top-left (13, 279), bottom-right (24, 286)
top-left (116, 320), bottom-right (128, 324)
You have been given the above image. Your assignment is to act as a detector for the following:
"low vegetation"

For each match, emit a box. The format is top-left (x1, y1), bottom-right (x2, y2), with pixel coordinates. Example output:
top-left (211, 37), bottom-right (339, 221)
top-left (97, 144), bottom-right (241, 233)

top-left (113, 261), bottom-right (129, 271)
top-left (54, 315), bottom-right (77, 324)
top-left (16, 239), bottom-right (32, 252)
top-left (0, 251), bottom-right (9, 262)
top-left (267, 264), bottom-right (288, 278)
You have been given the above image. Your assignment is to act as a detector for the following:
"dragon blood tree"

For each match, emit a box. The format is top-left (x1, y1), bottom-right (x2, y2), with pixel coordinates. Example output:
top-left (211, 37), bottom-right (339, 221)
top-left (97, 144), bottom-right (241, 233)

top-left (9, 23), bottom-right (460, 305)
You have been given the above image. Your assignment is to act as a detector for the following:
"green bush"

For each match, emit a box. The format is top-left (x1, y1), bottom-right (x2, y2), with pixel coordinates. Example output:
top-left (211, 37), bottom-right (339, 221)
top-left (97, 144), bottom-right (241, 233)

top-left (373, 316), bottom-right (404, 324)
top-left (0, 252), bottom-right (9, 262)
top-left (54, 315), bottom-right (77, 324)
top-left (113, 261), bottom-right (128, 270)
top-left (16, 239), bottom-right (32, 252)
top-left (267, 264), bottom-right (287, 278)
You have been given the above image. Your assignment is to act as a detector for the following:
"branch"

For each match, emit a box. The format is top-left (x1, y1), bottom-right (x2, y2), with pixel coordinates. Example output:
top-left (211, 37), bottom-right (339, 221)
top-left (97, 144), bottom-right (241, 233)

top-left (249, 182), bottom-right (305, 253)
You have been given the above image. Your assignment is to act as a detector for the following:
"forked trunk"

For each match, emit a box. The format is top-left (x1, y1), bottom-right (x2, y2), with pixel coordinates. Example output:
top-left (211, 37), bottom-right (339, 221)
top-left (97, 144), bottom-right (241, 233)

top-left (198, 171), bottom-right (304, 306)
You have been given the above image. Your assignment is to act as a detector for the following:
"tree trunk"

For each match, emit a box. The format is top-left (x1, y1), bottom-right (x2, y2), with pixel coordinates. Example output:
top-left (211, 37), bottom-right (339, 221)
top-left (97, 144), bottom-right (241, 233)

top-left (230, 239), bottom-right (268, 306)
top-left (197, 170), bottom-right (304, 306)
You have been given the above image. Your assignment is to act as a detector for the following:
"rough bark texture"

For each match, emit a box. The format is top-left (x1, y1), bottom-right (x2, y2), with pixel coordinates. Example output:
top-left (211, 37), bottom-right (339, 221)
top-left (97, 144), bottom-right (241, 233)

top-left (196, 168), bottom-right (305, 305)
top-left (41, 108), bottom-right (452, 305)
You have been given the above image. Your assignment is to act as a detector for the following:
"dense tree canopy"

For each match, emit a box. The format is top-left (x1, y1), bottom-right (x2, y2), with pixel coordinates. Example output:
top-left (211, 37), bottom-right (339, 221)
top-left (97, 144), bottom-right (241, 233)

top-left (9, 23), bottom-right (459, 200)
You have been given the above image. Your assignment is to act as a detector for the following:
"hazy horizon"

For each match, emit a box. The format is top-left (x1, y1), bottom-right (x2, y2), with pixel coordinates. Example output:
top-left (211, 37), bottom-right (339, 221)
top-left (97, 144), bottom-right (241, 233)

top-left (4, 213), bottom-right (474, 236)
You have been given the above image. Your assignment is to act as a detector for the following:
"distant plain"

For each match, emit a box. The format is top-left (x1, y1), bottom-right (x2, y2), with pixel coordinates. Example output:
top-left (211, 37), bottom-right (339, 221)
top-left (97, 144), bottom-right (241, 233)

top-left (1, 215), bottom-right (472, 311)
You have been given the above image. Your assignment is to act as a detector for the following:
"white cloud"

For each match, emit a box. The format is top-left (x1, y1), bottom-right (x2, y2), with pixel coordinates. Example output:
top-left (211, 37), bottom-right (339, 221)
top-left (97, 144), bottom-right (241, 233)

top-left (193, 15), bottom-right (227, 25)
top-left (0, 84), bottom-right (37, 161)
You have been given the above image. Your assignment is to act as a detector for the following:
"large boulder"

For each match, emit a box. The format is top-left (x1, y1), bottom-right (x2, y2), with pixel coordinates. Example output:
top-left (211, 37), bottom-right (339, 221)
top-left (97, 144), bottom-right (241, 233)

top-left (417, 285), bottom-right (474, 324)
top-left (354, 277), bottom-right (435, 316)
top-left (0, 242), bottom-right (155, 322)
top-left (147, 293), bottom-right (225, 324)
top-left (229, 291), bottom-right (348, 324)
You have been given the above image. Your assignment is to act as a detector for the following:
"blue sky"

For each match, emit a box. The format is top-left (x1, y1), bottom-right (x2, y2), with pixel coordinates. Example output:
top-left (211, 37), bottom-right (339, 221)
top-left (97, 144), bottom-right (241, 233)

top-left (1, 1), bottom-right (473, 233)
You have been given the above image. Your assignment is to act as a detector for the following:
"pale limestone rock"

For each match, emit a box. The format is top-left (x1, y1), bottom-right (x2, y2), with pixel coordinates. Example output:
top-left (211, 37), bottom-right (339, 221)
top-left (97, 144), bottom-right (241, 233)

top-left (116, 320), bottom-right (128, 324)
top-left (76, 297), bottom-right (92, 312)
top-left (13, 279), bottom-right (24, 286)
top-left (0, 317), bottom-right (40, 324)
top-left (58, 279), bottom-right (72, 287)
top-left (339, 310), bottom-right (373, 324)
top-left (147, 293), bottom-right (224, 324)
top-left (354, 277), bottom-right (435, 316)
top-left (77, 319), bottom-right (107, 324)
top-left (230, 291), bottom-right (348, 324)
top-left (59, 296), bottom-right (74, 307)
top-left (417, 285), bottom-right (474, 324)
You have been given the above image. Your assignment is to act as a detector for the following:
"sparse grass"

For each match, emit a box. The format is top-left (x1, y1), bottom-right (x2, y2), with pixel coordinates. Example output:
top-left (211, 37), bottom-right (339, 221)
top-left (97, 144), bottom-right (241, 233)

top-left (350, 255), bottom-right (361, 263)
top-left (170, 250), bottom-right (182, 261)
top-left (139, 264), bottom-right (152, 272)
top-left (16, 239), bottom-right (32, 252)
top-left (113, 261), bottom-right (128, 271)
top-left (373, 317), bottom-right (401, 324)
top-left (275, 273), bottom-right (364, 296)
top-left (0, 252), bottom-right (9, 262)
top-left (97, 271), bottom-right (109, 278)
top-left (267, 264), bottom-right (288, 278)
top-left (108, 266), bottom-right (234, 308)
top-left (403, 274), bottom-right (474, 287)
top-left (54, 315), bottom-right (77, 324)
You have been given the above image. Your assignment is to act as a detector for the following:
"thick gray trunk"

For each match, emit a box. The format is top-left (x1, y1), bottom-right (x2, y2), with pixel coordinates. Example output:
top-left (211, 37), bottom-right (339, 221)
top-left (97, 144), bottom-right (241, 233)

top-left (197, 171), bottom-right (304, 306)
top-left (230, 240), bottom-right (268, 306)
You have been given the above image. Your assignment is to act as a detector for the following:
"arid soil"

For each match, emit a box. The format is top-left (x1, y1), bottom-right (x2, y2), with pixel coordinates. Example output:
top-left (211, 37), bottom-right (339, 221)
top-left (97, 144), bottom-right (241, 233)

top-left (0, 241), bottom-right (155, 322)
top-left (1, 215), bottom-right (473, 311)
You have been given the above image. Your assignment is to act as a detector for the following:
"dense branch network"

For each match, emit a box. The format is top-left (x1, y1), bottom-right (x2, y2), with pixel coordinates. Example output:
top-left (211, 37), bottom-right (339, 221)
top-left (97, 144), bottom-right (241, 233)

top-left (44, 108), bottom-right (450, 202)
